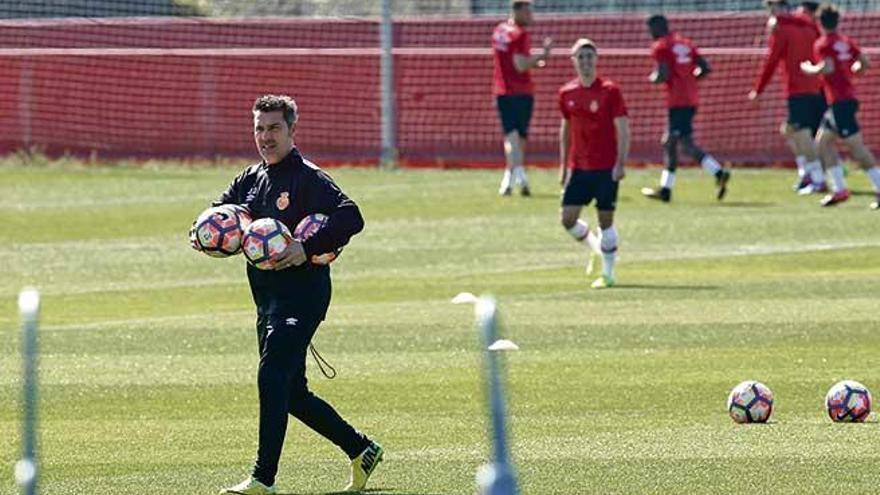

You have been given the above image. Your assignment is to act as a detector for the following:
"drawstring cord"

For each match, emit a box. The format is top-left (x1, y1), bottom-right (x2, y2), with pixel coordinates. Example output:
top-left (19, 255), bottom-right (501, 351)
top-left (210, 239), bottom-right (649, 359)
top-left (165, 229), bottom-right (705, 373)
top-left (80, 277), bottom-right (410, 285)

top-left (309, 343), bottom-right (337, 379)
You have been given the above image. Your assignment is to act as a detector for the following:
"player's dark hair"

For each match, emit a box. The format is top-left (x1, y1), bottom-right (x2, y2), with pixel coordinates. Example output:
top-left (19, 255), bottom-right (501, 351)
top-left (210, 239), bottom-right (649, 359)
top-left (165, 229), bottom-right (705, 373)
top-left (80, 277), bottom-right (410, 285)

top-left (252, 94), bottom-right (298, 127)
top-left (511, 1), bottom-right (531, 10)
top-left (818, 3), bottom-right (840, 30)
top-left (800, 1), bottom-right (820, 13)
top-left (647, 15), bottom-right (669, 36)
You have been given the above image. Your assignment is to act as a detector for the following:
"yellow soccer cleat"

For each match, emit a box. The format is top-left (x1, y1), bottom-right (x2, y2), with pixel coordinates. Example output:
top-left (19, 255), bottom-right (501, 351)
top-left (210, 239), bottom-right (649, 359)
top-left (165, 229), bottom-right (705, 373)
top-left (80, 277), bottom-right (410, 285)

top-left (219, 477), bottom-right (276, 495)
top-left (590, 275), bottom-right (615, 289)
top-left (344, 441), bottom-right (384, 492)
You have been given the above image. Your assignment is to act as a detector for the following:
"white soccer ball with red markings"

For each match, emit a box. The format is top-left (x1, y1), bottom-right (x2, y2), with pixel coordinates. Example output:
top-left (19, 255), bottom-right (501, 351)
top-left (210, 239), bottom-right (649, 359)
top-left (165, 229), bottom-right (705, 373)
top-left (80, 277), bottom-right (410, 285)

top-left (826, 380), bottom-right (872, 423)
top-left (191, 204), bottom-right (252, 258)
top-left (242, 218), bottom-right (292, 270)
top-left (727, 380), bottom-right (774, 424)
top-left (293, 213), bottom-right (340, 265)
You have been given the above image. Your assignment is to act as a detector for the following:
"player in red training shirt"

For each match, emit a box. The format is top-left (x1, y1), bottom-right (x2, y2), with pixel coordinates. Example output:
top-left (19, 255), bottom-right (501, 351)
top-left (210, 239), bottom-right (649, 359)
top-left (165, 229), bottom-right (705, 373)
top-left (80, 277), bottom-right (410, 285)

top-left (800, 3), bottom-right (880, 209)
top-left (558, 39), bottom-right (630, 289)
top-left (750, 0), bottom-right (828, 193)
top-left (641, 15), bottom-right (731, 203)
top-left (492, 0), bottom-right (552, 197)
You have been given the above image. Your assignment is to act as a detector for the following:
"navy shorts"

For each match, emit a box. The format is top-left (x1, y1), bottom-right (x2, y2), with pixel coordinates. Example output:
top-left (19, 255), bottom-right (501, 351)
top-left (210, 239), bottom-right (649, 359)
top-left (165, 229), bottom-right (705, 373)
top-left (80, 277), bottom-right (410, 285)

top-left (561, 169), bottom-right (619, 211)
top-left (822, 100), bottom-right (860, 138)
top-left (787, 93), bottom-right (827, 136)
top-left (495, 95), bottom-right (534, 138)
top-left (668, 106), bottom-right (696, 138)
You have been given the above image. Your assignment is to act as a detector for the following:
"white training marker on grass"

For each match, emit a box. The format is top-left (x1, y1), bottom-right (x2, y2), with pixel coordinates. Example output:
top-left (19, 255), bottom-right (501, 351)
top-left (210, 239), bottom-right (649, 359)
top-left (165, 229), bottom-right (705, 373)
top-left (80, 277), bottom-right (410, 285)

top-left (488, 339), bottom-right (519, 351)
top-left (18, 288), bottom-right (40, 318)
top-left (451, 292), bottom-right (479, 304)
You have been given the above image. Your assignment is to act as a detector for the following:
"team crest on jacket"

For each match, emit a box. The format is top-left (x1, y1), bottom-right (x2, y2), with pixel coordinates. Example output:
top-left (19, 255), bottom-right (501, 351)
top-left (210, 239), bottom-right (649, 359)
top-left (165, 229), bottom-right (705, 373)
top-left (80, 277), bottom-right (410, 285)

top-left (589, 100), bottom-right (599, 113)
top-left (276, 192), bottom-right (290, 210)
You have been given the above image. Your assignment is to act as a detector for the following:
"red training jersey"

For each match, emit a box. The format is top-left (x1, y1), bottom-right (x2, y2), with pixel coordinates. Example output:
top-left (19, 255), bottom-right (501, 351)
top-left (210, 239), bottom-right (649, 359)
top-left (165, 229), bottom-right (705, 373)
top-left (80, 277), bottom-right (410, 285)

top-left (492, 19), bottom-right (533, 96)
top-left (651, 32), bottom-right (701, 108)
top-left (814, 32), bottom-right (861, 104)
top-left (558, 77), bottom-right (629, 171)
top-left (754, 13), bottom-right (822, 97)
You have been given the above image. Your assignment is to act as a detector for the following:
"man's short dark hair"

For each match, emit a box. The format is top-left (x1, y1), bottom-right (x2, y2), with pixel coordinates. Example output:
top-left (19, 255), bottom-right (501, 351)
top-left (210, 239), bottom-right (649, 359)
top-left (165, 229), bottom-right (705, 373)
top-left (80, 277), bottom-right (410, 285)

top-left (511, 0), bottom-right (532, 10)
top-left (253, 94), bottom-right (298, 127)
top-left (801, 1), bottom-right (820, 13)
top-left (647, 14), bottom-right (669, 35)
top-left (818, 3), bottom-right (840, 30)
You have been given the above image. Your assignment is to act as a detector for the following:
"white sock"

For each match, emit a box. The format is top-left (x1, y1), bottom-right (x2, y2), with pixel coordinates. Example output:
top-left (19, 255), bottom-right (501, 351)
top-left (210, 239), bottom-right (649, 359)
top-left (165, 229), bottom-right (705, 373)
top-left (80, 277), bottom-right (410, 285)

top-left (567, 220), bottom-right (600, 253)
top-left (499, 169), bottom-right (512, 191)
top-left (866, 167), bottom-right (880, 192)
top-left (807, 160), bottom-right (825, 185)
top-left (661, 170), bottom-right (676, 189)
top-left (829, 164), bottom-right (847, 192)
top-left (513, 165), bottom-right (529, 187)
top-left (700, 155), bottom-right (722, 175)
top-left (795, 156), bottom-right (807, 179)
top-left (599, 227), bottom-right (618, 280)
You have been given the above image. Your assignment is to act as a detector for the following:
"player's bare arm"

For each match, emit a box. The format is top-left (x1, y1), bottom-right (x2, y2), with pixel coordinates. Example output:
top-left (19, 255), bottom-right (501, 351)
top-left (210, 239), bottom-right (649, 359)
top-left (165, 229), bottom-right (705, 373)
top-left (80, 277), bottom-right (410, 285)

top-left (852, 53), bottom-right (869, 74)
top-left (559, 118), bottom-right (570, 186)
top-left (649, 61), bottom-right (670, 84)
top-left (613, 116), bottom-right (630, 182)
top-left (694, 56), bottom-right (711, 79)
top-left (800, 55), bottom-right (833, 75)
top-left (513, 37), bottom-right (553, 72)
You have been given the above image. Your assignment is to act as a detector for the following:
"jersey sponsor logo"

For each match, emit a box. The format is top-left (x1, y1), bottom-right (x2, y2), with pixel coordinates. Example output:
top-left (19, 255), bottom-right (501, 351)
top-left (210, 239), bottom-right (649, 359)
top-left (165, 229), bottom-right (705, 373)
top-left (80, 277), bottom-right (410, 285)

top-left (672, 43), bottom-right (693, 64)
top-left (276, 192), bottom-right (290, 210)
top-left (285, 317), bottom-right (298, 326)
top-left (832, 40), bottom-right (852, 61)
top-left (493, 26), bottom-right (513, 52)
top-left (590, 100), bottom-right (599, 113)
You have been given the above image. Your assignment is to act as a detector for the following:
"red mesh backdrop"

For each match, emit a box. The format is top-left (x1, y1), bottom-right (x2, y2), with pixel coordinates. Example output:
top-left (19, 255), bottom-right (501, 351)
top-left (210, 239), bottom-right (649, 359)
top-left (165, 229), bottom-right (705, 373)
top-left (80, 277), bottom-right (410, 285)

top-left (0, 10), bottom-right (877, 165)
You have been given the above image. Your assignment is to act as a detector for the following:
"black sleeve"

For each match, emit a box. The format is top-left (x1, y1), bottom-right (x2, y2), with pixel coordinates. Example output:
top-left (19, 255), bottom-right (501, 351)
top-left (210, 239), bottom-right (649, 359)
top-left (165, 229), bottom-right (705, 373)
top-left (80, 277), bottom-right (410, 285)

top-left (212, 173), bottom-right (242, 207)
top-left (212, 167), bottom-right (255, 207)
top-left (302, 170), bottom-right (364, 257)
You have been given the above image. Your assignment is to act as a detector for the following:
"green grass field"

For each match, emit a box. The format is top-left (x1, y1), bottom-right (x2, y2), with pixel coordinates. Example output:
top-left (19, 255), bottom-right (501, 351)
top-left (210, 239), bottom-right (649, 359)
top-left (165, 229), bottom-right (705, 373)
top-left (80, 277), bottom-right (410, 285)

top-left (1, 160), bottom-right (879, 494)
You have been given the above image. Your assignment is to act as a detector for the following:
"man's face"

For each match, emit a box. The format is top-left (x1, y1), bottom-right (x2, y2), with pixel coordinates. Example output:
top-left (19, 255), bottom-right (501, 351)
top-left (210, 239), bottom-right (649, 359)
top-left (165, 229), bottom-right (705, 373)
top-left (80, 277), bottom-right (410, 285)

top-left (254, 110), bottom-right (294, 165)
top-left (512, 4), bottom-right (533, 26)
top-left (572, 47), bottom-right (597, 77)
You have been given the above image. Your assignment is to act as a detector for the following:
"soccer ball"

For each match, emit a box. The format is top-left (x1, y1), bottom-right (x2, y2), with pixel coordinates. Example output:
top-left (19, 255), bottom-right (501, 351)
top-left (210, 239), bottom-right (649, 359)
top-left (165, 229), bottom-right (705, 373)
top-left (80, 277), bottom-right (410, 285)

top-left (242, 218), bottom-right (293, 270)
top-left (826, 380), bottom-right (872, 422)
top-left (191, 204), bottom-right (252, 257)
top-left (293, 213), bottom-right (340, 265)
top-left (727, 380), bottom-right (774, 424)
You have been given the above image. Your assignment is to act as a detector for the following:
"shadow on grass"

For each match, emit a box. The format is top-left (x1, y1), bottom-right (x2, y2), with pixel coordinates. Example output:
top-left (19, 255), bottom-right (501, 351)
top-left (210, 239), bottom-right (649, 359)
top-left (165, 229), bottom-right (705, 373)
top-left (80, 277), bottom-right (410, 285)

top-left (716, 201), bottom-right (776, 207)
top-left (851, 189), bottom-right (876, 197)
top-left (282, 489), bottom-right (445, 495)
top-left (611, 283), bottom-right (719, 291)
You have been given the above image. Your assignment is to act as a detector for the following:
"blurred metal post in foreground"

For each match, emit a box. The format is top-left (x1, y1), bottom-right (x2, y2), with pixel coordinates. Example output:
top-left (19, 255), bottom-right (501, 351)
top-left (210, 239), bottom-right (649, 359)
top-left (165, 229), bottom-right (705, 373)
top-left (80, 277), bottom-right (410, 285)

top-left (475, 296), bottom-right (518, 495)
top-left (16, 288), bottom-right (41, 495)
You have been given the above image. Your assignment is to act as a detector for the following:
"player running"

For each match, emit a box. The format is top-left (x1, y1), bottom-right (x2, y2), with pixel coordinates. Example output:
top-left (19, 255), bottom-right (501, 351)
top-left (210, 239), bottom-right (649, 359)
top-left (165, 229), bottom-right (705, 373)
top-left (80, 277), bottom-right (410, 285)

top-left (492, 0), bottom-right (552, 197)
top-left (749, 0), bottom-right (828, 193)
top-left (641, 14), bottom-right (731, 203)
top-left (800, 3), bottom-right (880, 208)
top-left (558, 39), bottom-right (630, 289)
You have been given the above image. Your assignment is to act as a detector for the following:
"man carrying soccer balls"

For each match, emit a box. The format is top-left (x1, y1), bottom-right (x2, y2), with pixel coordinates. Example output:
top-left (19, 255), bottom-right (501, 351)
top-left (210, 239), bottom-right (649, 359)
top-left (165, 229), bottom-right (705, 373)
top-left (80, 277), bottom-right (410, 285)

top-left (191, 94), bottom-right (383, 494)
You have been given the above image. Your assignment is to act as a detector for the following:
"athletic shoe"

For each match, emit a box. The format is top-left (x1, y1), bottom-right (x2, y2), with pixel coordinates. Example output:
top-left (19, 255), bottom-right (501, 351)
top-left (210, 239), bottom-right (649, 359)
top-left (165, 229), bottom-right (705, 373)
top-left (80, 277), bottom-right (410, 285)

top-left (793, 174), bottom-right (812, 192)
top-left (590, 275), bottom-right (615, 289)
top-left (520, 185), bottom-right (531, 197)
top-left (499, 186), bottom-right (512, 196)
top-left (797, 182), bottom-right (829, 195)
top-left (641, 186), bottom-right (671, 203)
top-left (820, 189), bottom-right (851, 207)
top-left (344, 441), bottom-right (384, 492)
top-left (869, 195), bottom-right (880, 210)
top-left (219, 477), bottom-right (276, 495)
top-left (716, 169), bottom-right (731, 200)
